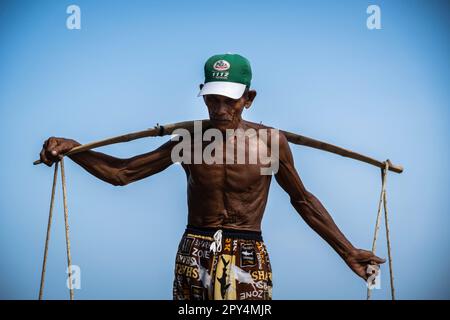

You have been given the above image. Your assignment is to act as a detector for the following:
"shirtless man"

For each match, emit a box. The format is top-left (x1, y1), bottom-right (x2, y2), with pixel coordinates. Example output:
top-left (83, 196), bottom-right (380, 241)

top-left (39, 53), bottom-right (385, 300)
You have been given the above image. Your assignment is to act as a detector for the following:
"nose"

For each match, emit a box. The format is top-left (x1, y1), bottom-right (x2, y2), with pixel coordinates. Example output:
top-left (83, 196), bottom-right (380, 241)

top-left (211, 103), bottom-right (229, 119)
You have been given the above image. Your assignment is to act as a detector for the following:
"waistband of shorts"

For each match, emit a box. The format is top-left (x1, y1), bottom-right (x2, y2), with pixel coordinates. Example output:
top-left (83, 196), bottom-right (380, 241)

top-left (185, 225), bottom-right (263, 241)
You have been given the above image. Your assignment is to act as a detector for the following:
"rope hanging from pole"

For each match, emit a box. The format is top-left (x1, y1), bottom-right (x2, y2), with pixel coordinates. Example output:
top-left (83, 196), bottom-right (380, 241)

top-left (38, 161), bottom-right (58, 300)
top-left (38, 158), bottom-right (74, 300)
top-left (383, 163), bottom-right (396, 300)
top-left (60, 158), bottom-right (74, 300)
top-left (367, 160), bottom-right (396, 300)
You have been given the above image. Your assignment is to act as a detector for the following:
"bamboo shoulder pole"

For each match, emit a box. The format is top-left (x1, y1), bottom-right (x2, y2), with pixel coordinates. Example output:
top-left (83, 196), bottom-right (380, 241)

top-left (280, 130), bottom-right (403, 173)
top-left (33, 119), bottom-right (403, 174)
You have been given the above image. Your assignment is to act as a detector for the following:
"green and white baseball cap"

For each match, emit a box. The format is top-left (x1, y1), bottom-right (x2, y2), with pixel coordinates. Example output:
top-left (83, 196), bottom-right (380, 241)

top-left (198, 53), bottom-right (252, 99)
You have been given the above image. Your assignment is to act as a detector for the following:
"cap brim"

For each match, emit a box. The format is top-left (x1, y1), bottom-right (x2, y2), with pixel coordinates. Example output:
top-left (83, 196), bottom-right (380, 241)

top-left (197, 81), bottom-right (246, 100)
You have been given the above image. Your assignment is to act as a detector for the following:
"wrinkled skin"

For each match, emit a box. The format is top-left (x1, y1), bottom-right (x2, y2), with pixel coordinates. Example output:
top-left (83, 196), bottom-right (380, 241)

top-left (39, 84), bottom-right (385, 281)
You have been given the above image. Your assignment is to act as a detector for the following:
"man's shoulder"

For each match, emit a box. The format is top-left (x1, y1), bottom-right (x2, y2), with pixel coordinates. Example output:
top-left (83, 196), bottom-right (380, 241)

top-left (241, 120), bottom-right (289, 152)
top-left (242, 120), bottom-right (274, 131)
top-left (242, 120), bottom-right (287, 139)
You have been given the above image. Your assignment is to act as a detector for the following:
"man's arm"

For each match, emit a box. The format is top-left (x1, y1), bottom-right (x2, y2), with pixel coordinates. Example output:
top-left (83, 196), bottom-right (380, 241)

top-left (39, 137), bottom-right (177, 186)
top-left (274, 132), bottom-right (385, 280)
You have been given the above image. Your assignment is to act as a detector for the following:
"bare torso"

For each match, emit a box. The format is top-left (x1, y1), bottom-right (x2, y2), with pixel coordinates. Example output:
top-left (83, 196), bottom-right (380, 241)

top-left (183, 121), bottom-right (272, 231)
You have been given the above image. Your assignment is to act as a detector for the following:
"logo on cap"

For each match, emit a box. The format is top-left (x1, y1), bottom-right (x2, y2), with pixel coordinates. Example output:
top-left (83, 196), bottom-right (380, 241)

top-left (213, 60), bottom-right (230, 71)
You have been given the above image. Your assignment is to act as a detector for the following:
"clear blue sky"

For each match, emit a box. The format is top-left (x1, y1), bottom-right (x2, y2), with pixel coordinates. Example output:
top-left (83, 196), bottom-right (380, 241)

top-left (0, 0), bottom-right (449, 299)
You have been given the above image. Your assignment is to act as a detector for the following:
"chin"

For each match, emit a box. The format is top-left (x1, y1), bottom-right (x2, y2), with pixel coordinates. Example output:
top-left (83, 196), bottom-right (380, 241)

top-left (211, 120), bottom-right (232, 130)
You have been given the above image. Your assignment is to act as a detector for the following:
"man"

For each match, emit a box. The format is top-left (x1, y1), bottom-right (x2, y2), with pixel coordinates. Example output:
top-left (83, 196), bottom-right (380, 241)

top-left (39, 53), bottom-right (385, 300)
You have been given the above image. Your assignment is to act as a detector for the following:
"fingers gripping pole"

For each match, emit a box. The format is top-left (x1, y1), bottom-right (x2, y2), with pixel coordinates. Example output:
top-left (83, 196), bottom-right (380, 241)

top-left (367, 161), bottom-right (395, 300)
top-left (38, 161), bottom-right (59, 300)
top-left (60, 158), bottom-right (75, 300)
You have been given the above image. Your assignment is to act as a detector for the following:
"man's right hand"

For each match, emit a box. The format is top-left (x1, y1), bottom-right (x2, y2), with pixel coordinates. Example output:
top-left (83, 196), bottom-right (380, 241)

top-left (39, 137), bottom-right (81, 167)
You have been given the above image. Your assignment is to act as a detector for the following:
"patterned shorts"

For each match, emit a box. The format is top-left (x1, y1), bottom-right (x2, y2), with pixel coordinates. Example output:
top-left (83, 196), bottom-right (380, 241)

top-left (172, 225), bottom-right (272, 300)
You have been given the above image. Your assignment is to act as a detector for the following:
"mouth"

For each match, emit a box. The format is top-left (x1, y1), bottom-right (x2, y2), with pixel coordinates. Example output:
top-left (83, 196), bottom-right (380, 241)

top-left (211, 118), bottom-right (231, 123)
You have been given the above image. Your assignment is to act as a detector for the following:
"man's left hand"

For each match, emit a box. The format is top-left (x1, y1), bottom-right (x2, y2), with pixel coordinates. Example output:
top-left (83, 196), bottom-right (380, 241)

top-left (345, 248), bottom-right (386, 281)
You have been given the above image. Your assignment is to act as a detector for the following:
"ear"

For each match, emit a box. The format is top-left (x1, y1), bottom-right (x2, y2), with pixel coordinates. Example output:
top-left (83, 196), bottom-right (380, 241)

top-left (199, 84), bottom-right (206, 103)
top-left (244, 90), bottom-right (257, 109)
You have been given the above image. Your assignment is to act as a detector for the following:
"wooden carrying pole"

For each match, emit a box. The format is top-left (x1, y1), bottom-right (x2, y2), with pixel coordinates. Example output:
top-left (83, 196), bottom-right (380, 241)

top-left (33, 119), bottom-right (404, 174)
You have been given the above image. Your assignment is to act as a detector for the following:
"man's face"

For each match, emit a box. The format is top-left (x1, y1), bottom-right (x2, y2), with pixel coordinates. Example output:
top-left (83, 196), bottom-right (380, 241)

top-left (200, 84), bottom-right (256, 131)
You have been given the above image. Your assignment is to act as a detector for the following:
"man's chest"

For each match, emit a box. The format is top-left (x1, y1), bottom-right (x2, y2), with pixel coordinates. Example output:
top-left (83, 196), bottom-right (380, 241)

top-left (180, 131), bottom-right (273, 192)
top-left (184, 162), bottom-right (268, 193)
